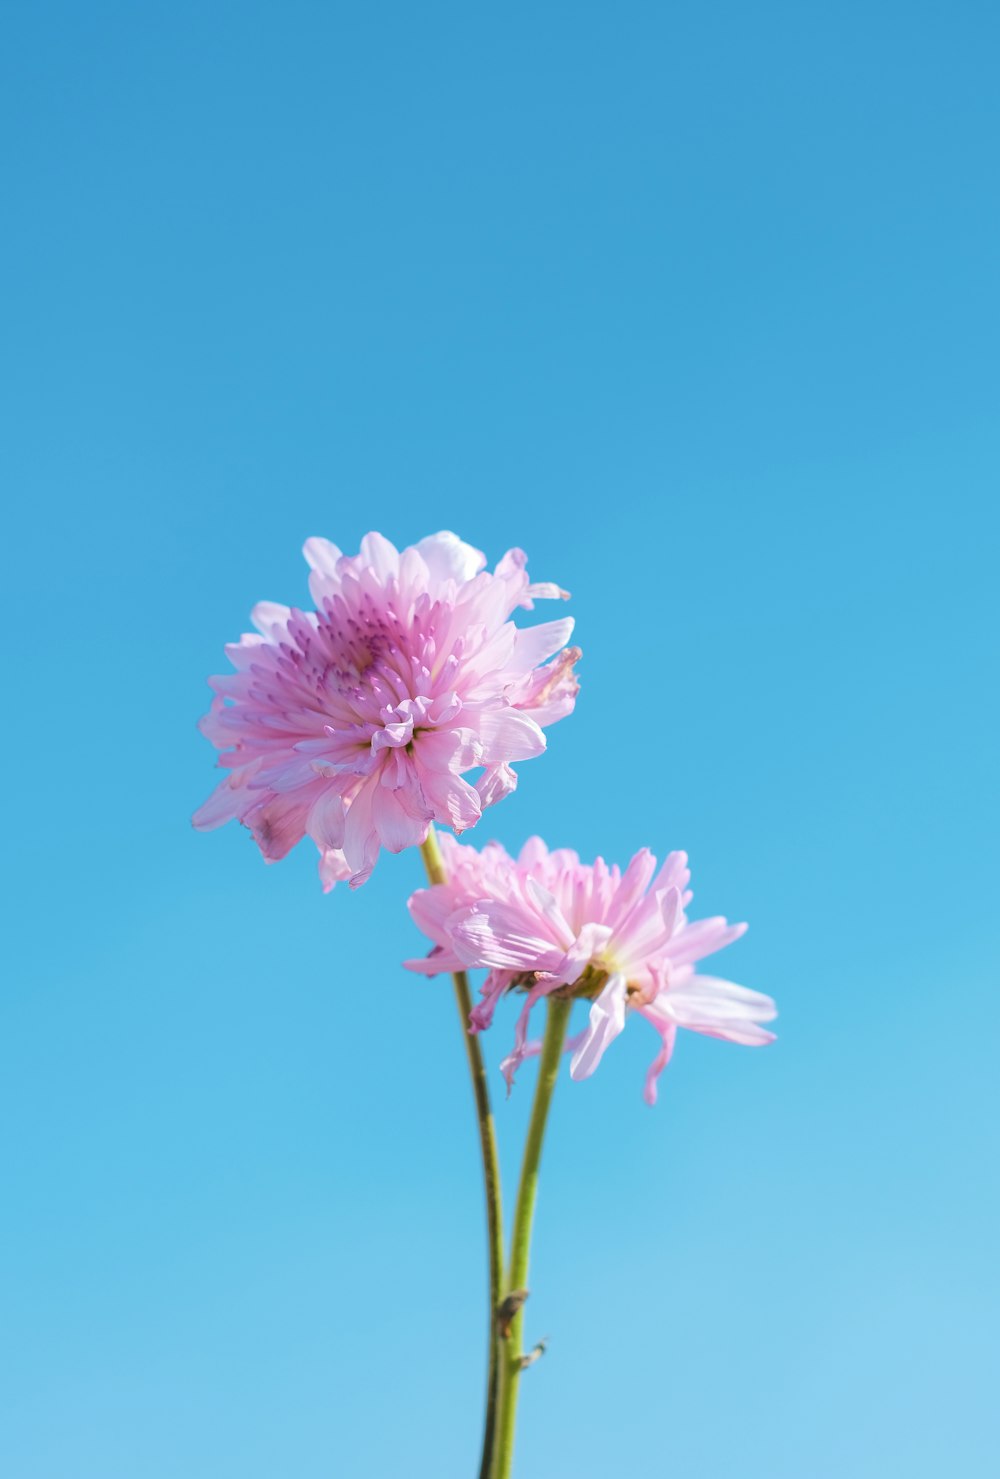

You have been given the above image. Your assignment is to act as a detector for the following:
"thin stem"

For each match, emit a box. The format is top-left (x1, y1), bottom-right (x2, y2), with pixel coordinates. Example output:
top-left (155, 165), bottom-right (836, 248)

top-left (491, 994), bottom-right (573, 1479)
top-left (419, 826), bottom-right (504, 1479)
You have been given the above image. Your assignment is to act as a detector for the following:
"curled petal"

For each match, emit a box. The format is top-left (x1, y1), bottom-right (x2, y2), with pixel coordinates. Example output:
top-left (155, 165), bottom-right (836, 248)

top-left (556, 921), bottom-right (614, 986)
top-left (469, 971), bottom-right (510, 1033)
top-left (642, 1025), bottom-right (677, 1106)
top-left (476, 762), bottom-right (518, 810)
top-left (500, 979), bottom-right (555, 1093)
top-left (570, 973), bottom-right (627, 1080)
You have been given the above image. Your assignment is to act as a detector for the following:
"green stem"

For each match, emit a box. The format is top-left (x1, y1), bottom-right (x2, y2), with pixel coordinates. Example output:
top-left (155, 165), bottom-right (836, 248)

top-left (419, 826), bottom-right (505, 1479)
top-left (491, 995), bottom-right (573, 1479)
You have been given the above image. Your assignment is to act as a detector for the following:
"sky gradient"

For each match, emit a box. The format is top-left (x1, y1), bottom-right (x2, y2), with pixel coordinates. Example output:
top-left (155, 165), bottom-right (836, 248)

top-left (2, 3), bottom-right (998, 1475)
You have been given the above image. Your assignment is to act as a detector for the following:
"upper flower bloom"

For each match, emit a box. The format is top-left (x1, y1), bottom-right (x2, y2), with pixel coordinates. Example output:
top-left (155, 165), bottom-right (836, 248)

top-left (194, 532), bottom-right (580, 889)
top-left (406, 835), bottom-right (776, 1104)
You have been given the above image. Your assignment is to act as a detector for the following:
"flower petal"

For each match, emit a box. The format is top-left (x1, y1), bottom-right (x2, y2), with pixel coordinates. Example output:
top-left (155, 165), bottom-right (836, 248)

top-left (358, 531), bottom-right (400, 582)
top-left (372, 784), bottom-right (431, 854)
top-left (475, 762), bottom-right (518, 810)
top-left (508, 617), bottom-right (575, 672)
top-left (415, 530), bottom-right (487, 584)
top-left (449, 901), bottom-right (565, 972)
top-left (303, 536), bottom-right (343, 574)
top-left (642, 1025), bottom-right (677, 1106)
top-left (570, 973), bottom-right (628, 1080)
top-left (474, 706), bottom-right (546, 764)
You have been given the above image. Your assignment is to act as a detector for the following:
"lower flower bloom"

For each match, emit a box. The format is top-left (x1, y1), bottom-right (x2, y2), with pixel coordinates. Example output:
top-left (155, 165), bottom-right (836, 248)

top-left (406, 835), bottom-right (776, 1103)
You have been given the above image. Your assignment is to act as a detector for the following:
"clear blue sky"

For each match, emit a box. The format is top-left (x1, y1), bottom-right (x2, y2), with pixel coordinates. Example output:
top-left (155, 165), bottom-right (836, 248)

top-left (2, 3), bottom-right (997, 1476)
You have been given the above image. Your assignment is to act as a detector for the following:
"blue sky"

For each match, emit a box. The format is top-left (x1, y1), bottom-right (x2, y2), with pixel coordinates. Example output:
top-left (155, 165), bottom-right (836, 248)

top-left (2, 3), bottom-right (998, 1475)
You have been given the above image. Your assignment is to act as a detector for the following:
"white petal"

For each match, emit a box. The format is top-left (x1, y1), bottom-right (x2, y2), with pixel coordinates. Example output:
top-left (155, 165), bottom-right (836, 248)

top-left (414, 531), bottom-right (486, 584)
top-left (250, 601), bottom-right (291, 637)
top-left (359, 531), bottom-right (401, 582)
top-left (303, 536), bottom-right (343, 574)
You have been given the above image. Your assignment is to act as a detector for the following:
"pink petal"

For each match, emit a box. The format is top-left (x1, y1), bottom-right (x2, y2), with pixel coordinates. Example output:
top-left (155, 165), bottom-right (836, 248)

top-left (318, 848), bottom-right (352, 892)
top-left (341, 778), bottom-right (379, 885)
top-left (420, 767), bottom-right (483, 833)
top-left (500, 979), bottom-right (554, 1093)
top-left (449, 901), bottom-right (565, 972)
top-left (556, 921), bottom-right (614, 985)
top-left (569, 973), bottom-right (627, 1080)
top-left (475, 762), bottom-right (518, 809)
top-left (306, 787), bottom-right (348, 851)
top-left (642, 1025), bottom-right (677, 1106)
top-left (508, 617), bottom-right (576, 672)
top-left (611, 885), bottom-right (682, 967)
top-left (192, 765), bottom-right (259, 829)
top-left (371, 785), bottom-right (431, 854)
top-left (524, 876), bottom-right (577, 950)
top-left (664, 974), bottom-right (777, 1044)
top-left (475, 707), bottom-right (546, 764)
top-left (244, 794), bottom-right (309, 861)
top-left (667, 918), bottom-right (748, 967)
top-left (603, 847), bottom-right (658, 930)
top-left (468, 971), bottom-right (510, 1033)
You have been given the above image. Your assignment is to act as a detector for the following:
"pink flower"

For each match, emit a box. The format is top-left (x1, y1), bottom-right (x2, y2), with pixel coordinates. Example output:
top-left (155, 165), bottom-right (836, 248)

top-left (194, 533), bottom-right (580, 889)
top-left (406, 835), bottom-right (776, 1104)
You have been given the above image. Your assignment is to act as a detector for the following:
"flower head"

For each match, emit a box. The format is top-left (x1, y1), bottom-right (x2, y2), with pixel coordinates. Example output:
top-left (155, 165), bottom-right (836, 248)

top-left (406, 835), bottom-right (775, 1103)
top-left (194, 533), bottom-right (580, 888)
